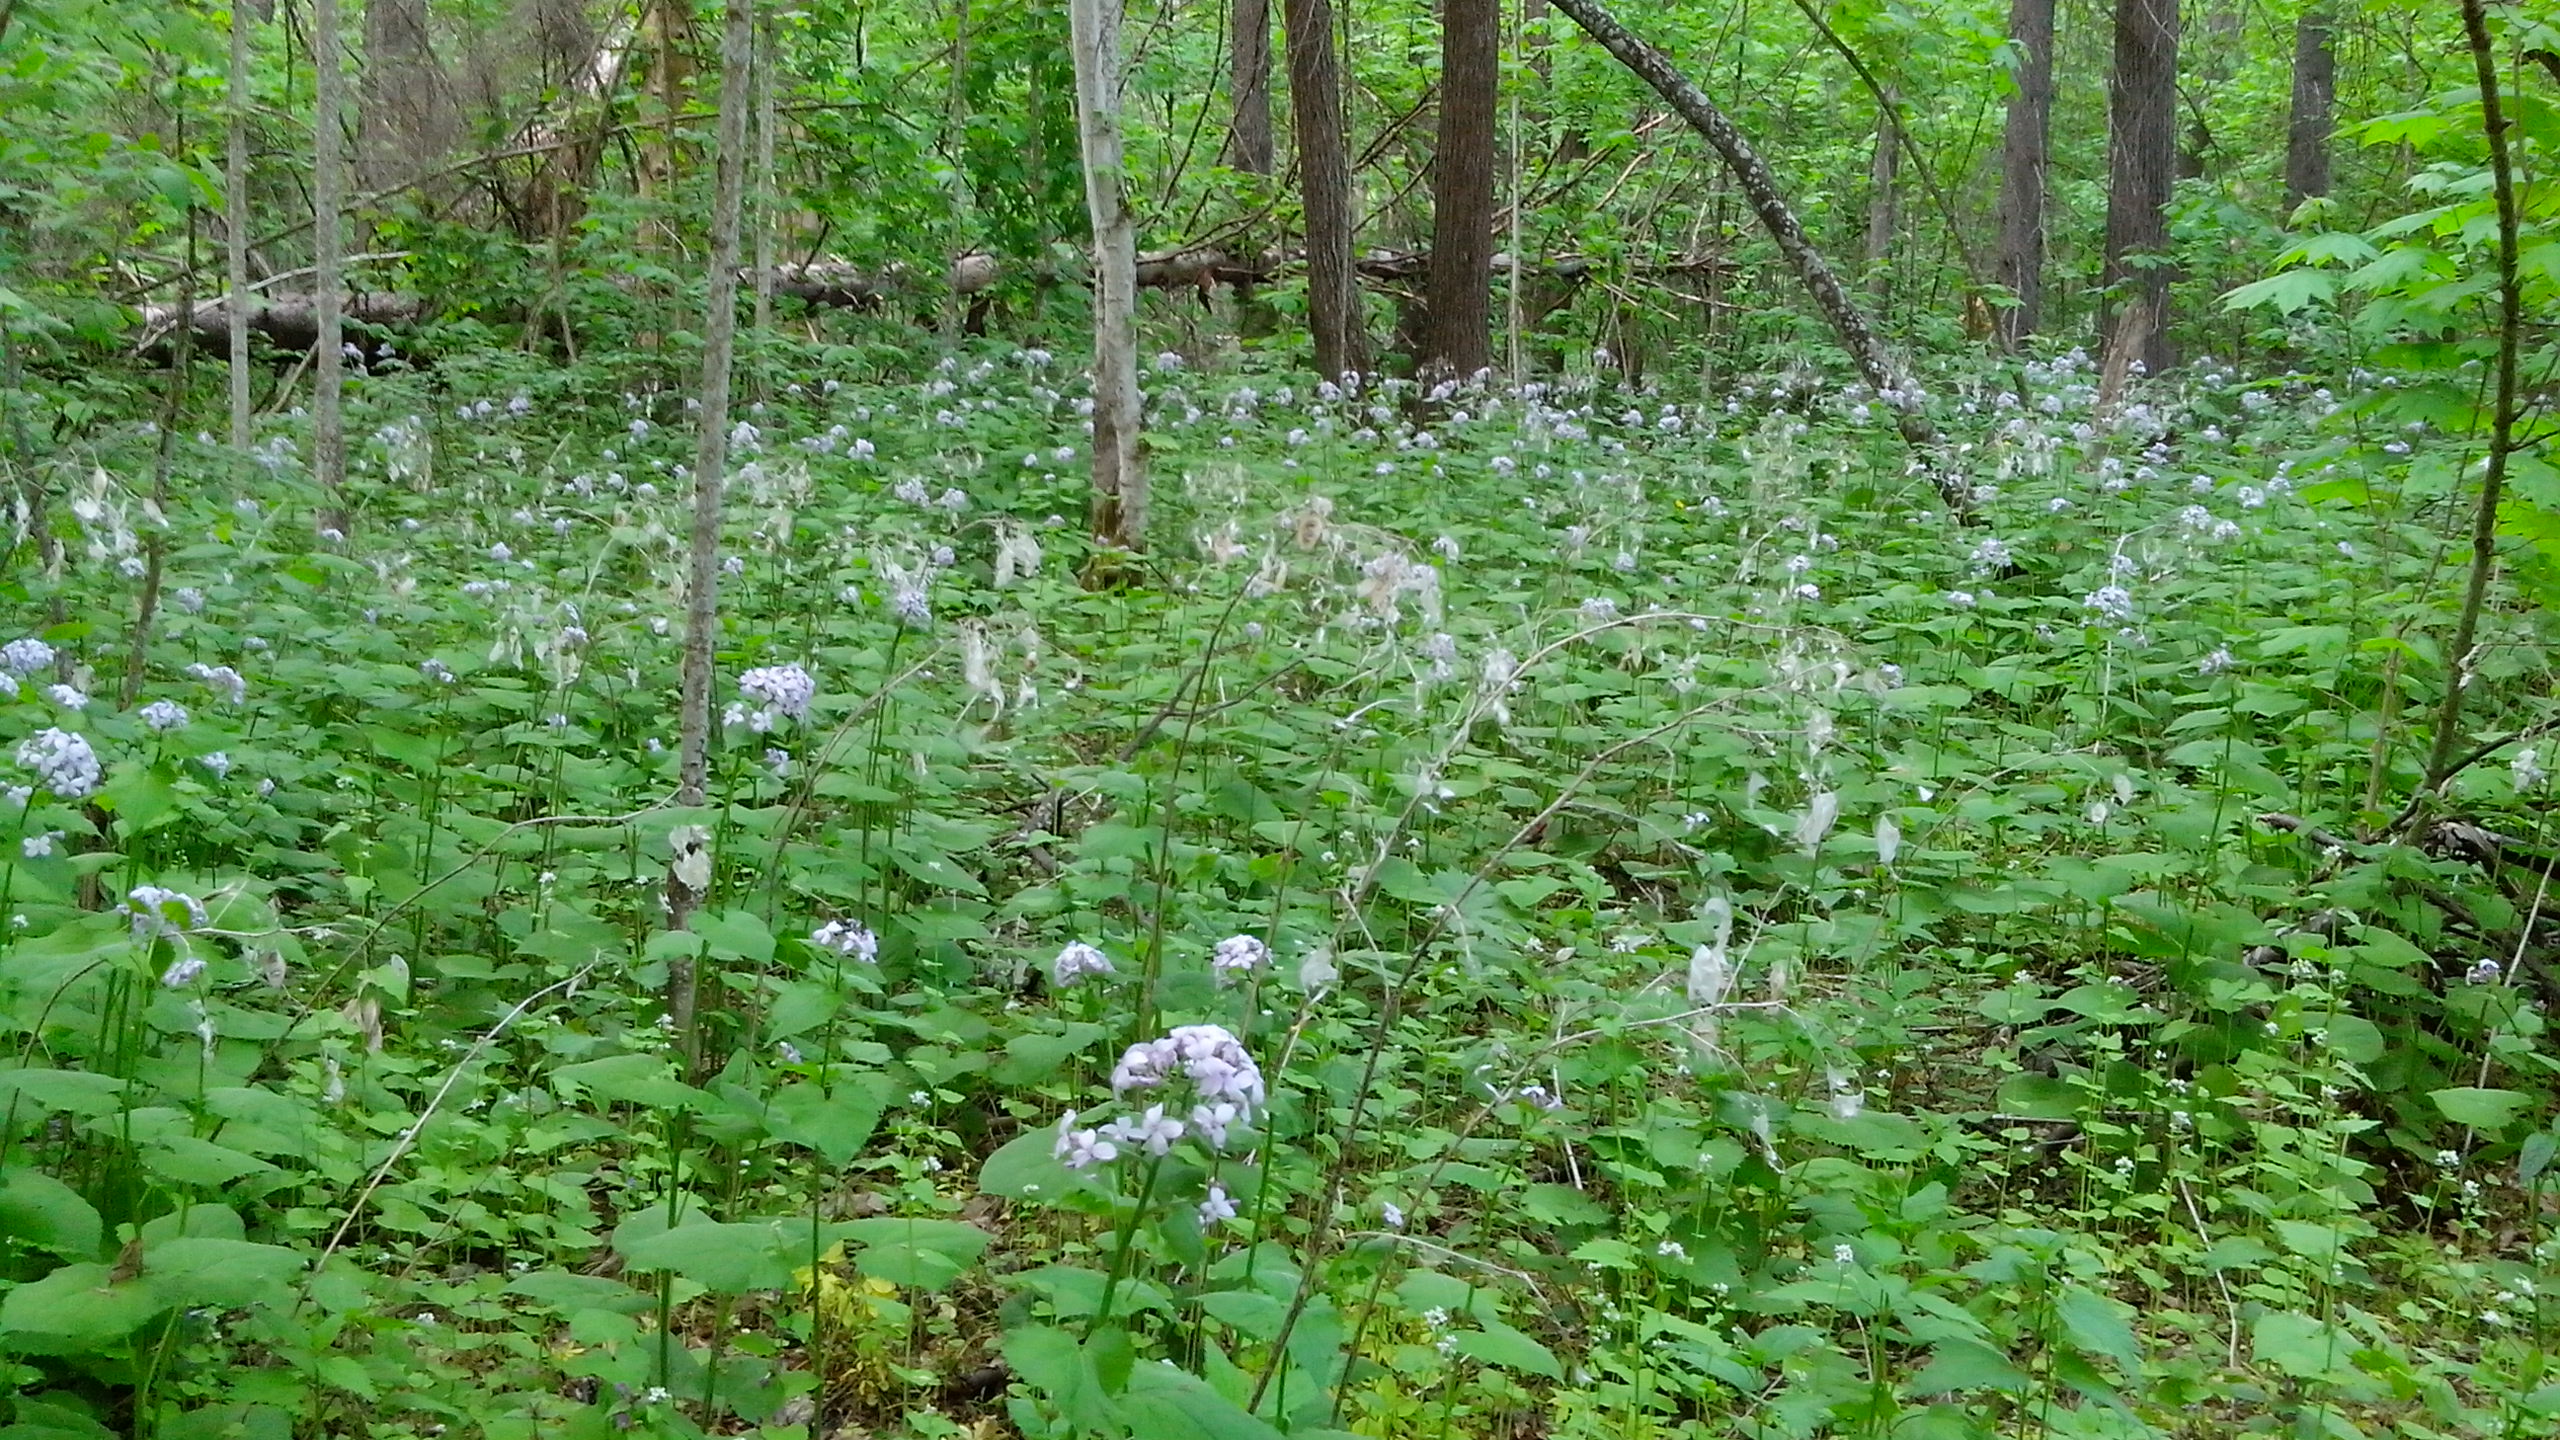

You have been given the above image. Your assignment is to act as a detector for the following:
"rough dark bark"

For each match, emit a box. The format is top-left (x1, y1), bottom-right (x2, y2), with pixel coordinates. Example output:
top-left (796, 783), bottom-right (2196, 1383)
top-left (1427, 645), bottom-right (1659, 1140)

top-left (2283, 7), bottom-right (2335, 215)
top-left (1545, 0), bottom-right (1966, 513)
top-left (1423, 0), bottom-right (1500, 380)
top-left (1285, 0), bottom-right (1365, 380)
top-left (1862, 99), bottom-right (1898, 302)
top-left (2101, 0), bottom-right (2178, 378)
top-left (312, 0), bottom-right (350, 532)
top-left (1072, 0), bottom-right (1145, 553)
top-left (1228, 0), bottom-right (1275, 174)
top-left (1992, 0), bottom-right (2054, 344)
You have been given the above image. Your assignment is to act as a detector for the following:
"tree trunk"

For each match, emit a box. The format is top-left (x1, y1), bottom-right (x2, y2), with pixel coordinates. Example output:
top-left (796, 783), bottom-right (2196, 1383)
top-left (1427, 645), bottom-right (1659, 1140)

top-left (1422, 0), bottom-right (1499, 381)
top-left (1228, 0), bottom-right (1274, 174)
top-left (1285, 0), bottom-right (1365, 380)
top-left (312, 0), bottom-right (349, 533)
top-left (752, 7), bottom-right (779, 337)
top-left (1071, 0), bottom-right (1146, 553)
top-left (1544, 0), bottom-right (1966, 514)
top-left (672, 0), bottom-right (756, 967)
top-left (1992, 0), bottom-right (2054, 345)
top-left (2282, 6), bottom-right (2334, 216)
top-left (1862, 97), bottom-right (1897, 303)
top-left (228, 0), bottom-right (254, 455)
top-left (358, 0), bottom-right (449, 208)
top-left (2101, 0), bottom-right (2178, 378)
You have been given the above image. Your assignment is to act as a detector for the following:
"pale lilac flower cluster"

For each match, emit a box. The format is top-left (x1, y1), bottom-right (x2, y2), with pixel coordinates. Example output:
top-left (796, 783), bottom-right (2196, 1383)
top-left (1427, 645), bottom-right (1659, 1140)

top-left (1211, 934), bottom-right (1268, 976)
top-left (737, 663), bottom-right (816, 726)
top-left (812, 919), bottom-right (879, 962)
top-left (17, 728), bottom-right (101, 799)
top-left (139, 700), bottom-right (190, 732)
top-left (1052, 941), bottom-right (1116, 988)
top-left (0, 638), bottom-right (55, 676)
top-left (126, 884), bottom-right (207, 944)
top-left (1053, 1024), bottom-right (1267, 1172)
top-left (187, 663), bottom-right (247, 705)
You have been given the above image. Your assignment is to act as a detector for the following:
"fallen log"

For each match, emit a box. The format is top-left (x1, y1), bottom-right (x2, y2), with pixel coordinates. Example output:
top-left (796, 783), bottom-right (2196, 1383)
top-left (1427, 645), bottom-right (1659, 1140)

top-left (136, 247), bottom-right (1728, 349)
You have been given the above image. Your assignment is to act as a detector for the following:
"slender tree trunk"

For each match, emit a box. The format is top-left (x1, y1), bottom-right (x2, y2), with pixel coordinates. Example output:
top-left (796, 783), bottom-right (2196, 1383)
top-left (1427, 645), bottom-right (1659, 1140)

top-left (752, 7), bottom-right (778, 338)
top-left (1992, 0), bottom-right (2054, 345)
top-left (2282, 6), bottom-right (2335, 216)
top-left (312, 0), bottom-right (349, 533)
top-left (1862, 97), bottom-right (1898, 303)
top-left (1228, 0), bottom-right (1274, 174)
top-left (1071, 0), bottom-right (1146, 554)
top-left (671, 0), bottom-right (756, 971)
top-left (2101, 0), bottom-right (2178, 378)
top-left (228, 0), bottom-right (254, 455)
top-left (1423, 0), bottom-right (1499, 380)
top-left (1545, 0), bottom-right (1966, 513)
top-left (1286, 0), bottom-right (1365, 380)
top-left (2420, 0), bottom-right (2523, 793)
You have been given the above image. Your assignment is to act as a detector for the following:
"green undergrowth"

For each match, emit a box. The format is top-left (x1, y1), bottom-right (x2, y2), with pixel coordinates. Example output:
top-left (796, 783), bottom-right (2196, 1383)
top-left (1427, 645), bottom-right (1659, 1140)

top-left (0, 333), bottom-right (2556, 1440)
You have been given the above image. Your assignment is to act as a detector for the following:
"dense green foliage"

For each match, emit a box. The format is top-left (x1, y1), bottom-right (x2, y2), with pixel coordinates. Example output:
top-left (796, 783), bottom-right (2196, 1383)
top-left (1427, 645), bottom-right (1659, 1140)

top-left (3, 0), bottom-right (2557, 1438)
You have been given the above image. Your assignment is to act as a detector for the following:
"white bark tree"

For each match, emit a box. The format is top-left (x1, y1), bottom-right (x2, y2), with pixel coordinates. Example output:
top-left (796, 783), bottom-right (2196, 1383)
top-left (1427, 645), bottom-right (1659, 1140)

top-left (227, 0), bottom-right (254, 456)
top-left (312, 0), bottom-right (349, 533)
top-left (1069, 0), bottom-right (1145, 554)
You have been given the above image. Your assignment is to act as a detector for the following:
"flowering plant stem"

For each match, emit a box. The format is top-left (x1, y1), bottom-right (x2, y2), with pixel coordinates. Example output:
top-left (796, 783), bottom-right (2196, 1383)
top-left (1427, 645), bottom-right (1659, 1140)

top-left (1087, 1154), bottom-right (1163, 1337)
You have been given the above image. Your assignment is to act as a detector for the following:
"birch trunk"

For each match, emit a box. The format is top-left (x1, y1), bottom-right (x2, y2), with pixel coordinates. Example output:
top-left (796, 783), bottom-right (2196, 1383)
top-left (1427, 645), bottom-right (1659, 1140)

top-left (1070, 0), bottom-right (1146, 553)
top-left (312, 0), bottom-right (349, 533)
top-left (752, 7), bottom-right (779, 337)
top-left (1545, 0), bottom-right (1964, 513)
top-left (670, 0), bottom-right (757, 1018)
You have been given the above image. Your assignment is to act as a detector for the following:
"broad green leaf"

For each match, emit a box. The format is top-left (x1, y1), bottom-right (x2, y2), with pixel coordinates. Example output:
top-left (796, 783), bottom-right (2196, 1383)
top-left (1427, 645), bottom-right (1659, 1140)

top-left (617, 1220), bottom-right (805, 1294)
top-left (553, 1054), bottom-right (714, 1111)
top-left (2055, 1286), bottom-right (2139, 1373)
top-left (1448, 1320), bottom-right (1561, 1378)
top-left (2429, 1087), bottom-right (2531, 1131)
top-left (0, 1169), bottom-right (102, 1260)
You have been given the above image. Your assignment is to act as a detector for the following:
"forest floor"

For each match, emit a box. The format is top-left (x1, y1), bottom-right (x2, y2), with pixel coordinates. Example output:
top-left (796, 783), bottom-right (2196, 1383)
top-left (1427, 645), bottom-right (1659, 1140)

top-left (1, 336), bottom-right (2554, 1440)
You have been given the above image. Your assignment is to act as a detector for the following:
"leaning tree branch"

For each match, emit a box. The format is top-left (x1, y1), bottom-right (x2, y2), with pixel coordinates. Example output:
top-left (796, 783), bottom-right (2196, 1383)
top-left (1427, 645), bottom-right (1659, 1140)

top-left (1546, 0), bottom-right (1967, 515)
top-left (2417, 1), bottom-right (2526, 817)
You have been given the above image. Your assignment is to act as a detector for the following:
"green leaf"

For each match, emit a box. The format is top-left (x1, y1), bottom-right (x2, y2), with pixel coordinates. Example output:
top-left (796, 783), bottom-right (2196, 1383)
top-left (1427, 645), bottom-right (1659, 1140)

top-left (0, 1263), bottom-right (160, 1348)
top-left (980, 1125), bottom-right (1106, 1204)
top-left (2251, 1310), bottom-right (2345, 1380)
top-left (617, 1219), bottom-right (806, 1294)
top-left (695, 909), bottom-right (775, 964)
top-left (1448, 1320), bottom-right (1561, 1378)
top-left (2520, 1129), bottom-right (2557, 1187)
top-left (1002, 1323), bottom-right (1118, 1434)
top-left (2221, 269), bottom-right (2332, 315)
top-left (2055, 1286), bottom-right (2140, 1373)
top-left (553, 1054), bottom-right (714, 1111)
top-left (761, 1078), bottom-right (888, 1166)
top-left (0, 1069), bottom-right (129, 1117)
top-left (0, 1169), bottom-right (103, 1259)
top-left (2429, 1087), bottom-right (2530, 1131)
top-left (1909, 1338), bottom-right (2029, 1395)
top-left (141, 1238), bottom-right (305, 1309)
top-left (835, 1217), bottom-right (988, 1292)
top-left (1121, 1358), bottom-right (1290, 1440)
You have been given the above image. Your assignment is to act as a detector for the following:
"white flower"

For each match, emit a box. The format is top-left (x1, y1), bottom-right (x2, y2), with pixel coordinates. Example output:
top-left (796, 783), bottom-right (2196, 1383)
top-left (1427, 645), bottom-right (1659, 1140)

top-left (21, 831), bottom-right (59, 858)
top-left (0, 638), bottom-right (56, 676)
top-left (2083, 585), bottom-right (2135, 624)
top-left (1188, 1101), bottom-right (1243, 1149)
top-left (1101, 1104), bottom-right (1186, 1156)
top-left (2466, 958), bottom-right (2501, 986)
top-left (139, 700), bottom-right (189, 732)
top-left (2514, 747), bottom-right (2547, 794)
top-left (1380, 1200), bottom-right (1405, 1230)
top-left (1657, 1240), bottom-right (1688, 1260)
top-left (1833, 1243), bottom-right (1857, 1266)
top-left (1211, 934), bottom-right (1268, 975)
top-left (187, 663), bottom-right (248, 705)
top-left (2199, 647), bottom-right (2235, 675)
top-left (17, 728), bottom-right (101, 799)
top-left (1052, 941), bottom-right (1116, 987)
top-left (737, 663), bottom-right (817, 722)
top-left (160, 956), bottom-right (207, 988)
top-left (128, 885), bottom-right (207, 942)
top-left (1197, 1183), bottom-right (1237, 1226)
top-left (46, 685), bottom-right (88, 711)
top-left (2436, 1149), bottom-right (2461, 1169)
top-left (1052, 1112), bottom-right (1120, 1170)
top-left (811, 919), bottom-right (879, 962)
